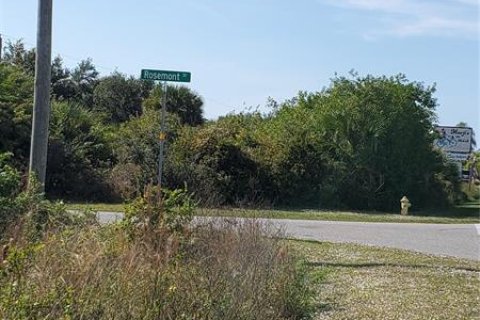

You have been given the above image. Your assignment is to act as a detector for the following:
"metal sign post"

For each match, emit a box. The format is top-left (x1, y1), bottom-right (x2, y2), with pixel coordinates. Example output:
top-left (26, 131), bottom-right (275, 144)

top-left (157, 81), bottom-right (167, 187)
top-left (140, 69), bottom-right (191, 187)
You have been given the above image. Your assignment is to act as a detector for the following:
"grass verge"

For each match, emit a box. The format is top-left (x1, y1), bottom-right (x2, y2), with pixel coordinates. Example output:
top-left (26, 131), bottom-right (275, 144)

top-left (67, 203), bottom-right (480, 224)
top-left (291, 240), bottom-right (480, 320)
top-left (199, 208), bottom-right (480, 224)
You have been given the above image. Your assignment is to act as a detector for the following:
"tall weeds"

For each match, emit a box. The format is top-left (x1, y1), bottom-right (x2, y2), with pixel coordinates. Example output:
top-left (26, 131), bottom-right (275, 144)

top-left (0, 186), bottom-right (317, 319)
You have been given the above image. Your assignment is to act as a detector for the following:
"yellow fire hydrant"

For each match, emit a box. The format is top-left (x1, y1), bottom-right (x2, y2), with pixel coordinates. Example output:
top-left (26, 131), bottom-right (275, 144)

top-left (400, 196), bottom-right (411, 215)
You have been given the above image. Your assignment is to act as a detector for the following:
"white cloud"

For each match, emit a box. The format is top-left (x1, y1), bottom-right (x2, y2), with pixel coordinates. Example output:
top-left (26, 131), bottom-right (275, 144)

top-left (392, 16), bottom-right (478, 37)
top-left (321, 0), bottom-right (479, 39)
top-left (449, 0), bottom-right (478, 6)
top-left (331, 0), bottom-right (413, 13)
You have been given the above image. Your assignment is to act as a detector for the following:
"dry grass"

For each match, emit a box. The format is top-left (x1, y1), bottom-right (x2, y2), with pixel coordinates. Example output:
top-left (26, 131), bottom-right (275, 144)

top-left (291, 240), bottom-right (480, 320)
top-left (0, 219), bottom-right (318, 320)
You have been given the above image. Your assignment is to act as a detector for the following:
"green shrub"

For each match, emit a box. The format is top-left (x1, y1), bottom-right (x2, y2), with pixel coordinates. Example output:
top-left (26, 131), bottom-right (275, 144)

top-left (0, 153), bottom-right (20, 198)
top-left (46, 101), bottom-right (115, 201)
top-left (0, 64), bottom-right (34, 169)
top-left (109, 162), bottom-right (143, 200)
top-left (167, 74), bottom-right (461, 211)
top-left (0, 153), bottom-right (22, 236)
top-left (122, 185), bottom-right (195, 240)
top-left (460, 182), bottom-right (480, 202)
top-left (112, 109), bottom-right (181, 198)
top-left (167, 114), bottom-right (273, 207)
top-left (14, 178), bottom-right (97, 241)
top-left (0, 156), bottom-right (96, 242)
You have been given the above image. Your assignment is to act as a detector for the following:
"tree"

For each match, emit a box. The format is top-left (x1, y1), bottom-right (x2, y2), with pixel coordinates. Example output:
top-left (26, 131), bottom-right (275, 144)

top-left (264, 73), bottom-right (458, 209)
top-left (2, 40), bottom-right (36, 74)
top-left (256, 98), bottom-right (329, 206)
top-left (144, 84), bottom-right (205, 126)
top-left (69, 59), bottom-right (99, 107)
top-left (93, 72), bottom-right (143, 123)
top-left (3, 40), bottom-right (68, 87)
top-left (46, 101), bottom-right (114, 199)
top-left (2, 40), bottom-right (92, 105)
top-left (167, 113), bottom-right (271, 206)
top-left (0, 63), bottom-right (34, 168)
top-left (111, 109), bottom-right (181, 198)
top-left (50, 55), bottom-right (77, 101)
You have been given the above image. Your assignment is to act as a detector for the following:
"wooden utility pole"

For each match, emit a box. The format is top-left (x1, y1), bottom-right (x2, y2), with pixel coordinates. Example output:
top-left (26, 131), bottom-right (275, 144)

top-left (0, 34), bottom-right (3, 61)
top-left (29, 0), bottom-right (53, 191)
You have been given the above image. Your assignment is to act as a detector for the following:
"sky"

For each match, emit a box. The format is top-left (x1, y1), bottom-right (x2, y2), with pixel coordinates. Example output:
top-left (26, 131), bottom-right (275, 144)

top-left (1, 0), bottom-right (479, 133)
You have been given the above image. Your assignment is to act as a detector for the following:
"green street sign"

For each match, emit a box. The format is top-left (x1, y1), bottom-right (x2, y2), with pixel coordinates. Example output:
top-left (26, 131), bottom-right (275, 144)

top-left (140, 69), bottom-right (191, 82)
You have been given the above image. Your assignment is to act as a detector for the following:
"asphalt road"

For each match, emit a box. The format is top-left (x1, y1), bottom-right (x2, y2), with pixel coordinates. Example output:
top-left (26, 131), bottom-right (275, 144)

top-left (275, 219), bottom-right (480, 261)
top-left (96, 212), bottom-right (480, 261)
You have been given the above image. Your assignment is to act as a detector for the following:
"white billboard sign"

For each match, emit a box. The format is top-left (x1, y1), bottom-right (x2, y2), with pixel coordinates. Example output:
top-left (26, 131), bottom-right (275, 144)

top-left (434, 126), bottom-right (473, 153)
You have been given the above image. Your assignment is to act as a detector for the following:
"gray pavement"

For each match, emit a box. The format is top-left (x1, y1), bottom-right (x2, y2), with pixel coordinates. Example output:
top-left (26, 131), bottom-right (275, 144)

top-left (273, 219), bottom-right (480, 261)
top-left (95, 211), bottom-right (480, 261)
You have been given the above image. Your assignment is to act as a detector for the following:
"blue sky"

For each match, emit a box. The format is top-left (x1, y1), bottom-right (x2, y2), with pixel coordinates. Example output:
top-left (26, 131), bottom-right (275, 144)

top-left (1, 0), bottom-right (478, 133)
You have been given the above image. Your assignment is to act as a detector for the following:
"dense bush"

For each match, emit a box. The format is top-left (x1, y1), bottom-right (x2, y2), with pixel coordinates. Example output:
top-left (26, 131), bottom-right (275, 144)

top-left (0, 47), bottom-right (466, 211)
top-left (269, 74), bottom-right (459, 210)
top-left (0, 153), bottom-right (22, 236)
top-left (46, 101), bottom-right (114, 200)
top-left (0, 64), bottom-right (34, 169)
top-left (0, 153), bottom-right (96, 241)
top-left (166, 74), bottom-right (461, 210)
top-left (167, 113), bottom-right (274, 206)
top-left (111, 109), bottom-right (182, 199)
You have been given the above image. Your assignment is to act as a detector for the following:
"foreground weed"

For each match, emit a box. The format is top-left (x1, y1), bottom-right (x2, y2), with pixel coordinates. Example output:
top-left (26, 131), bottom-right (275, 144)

top-left (0, 187), bottom-right (318, 319)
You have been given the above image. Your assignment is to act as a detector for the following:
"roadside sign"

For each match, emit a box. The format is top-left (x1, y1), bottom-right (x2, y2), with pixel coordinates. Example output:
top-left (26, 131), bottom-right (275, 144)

top-left (434, 126), bottom-right (473, 153)
top-left (139, 67), bottom-right (192, 187)
top-left (140, 69), bottom-right (191, 83)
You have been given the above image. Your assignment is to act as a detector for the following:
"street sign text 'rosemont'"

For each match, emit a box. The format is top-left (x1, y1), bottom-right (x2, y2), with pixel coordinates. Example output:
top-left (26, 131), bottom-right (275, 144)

top-left (140, 69), bottom-right (191, 83)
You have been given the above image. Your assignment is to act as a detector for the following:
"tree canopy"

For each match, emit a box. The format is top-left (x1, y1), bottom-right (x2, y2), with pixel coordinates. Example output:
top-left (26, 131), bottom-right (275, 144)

top-left (0, 63), bottom-right (33, 168)
top-left (144, 84), bottom-right (205, 126)
top-left (167, 74), bottom-right (460, 209)
top-left (0, 40), bottom-right (469, 210)
top-left (93, 72), bottom-right (143, 123)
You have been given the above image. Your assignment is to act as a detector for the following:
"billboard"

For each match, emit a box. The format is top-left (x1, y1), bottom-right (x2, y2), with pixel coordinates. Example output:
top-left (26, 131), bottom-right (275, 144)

top-left (434, 126), bottom-right (473, 154)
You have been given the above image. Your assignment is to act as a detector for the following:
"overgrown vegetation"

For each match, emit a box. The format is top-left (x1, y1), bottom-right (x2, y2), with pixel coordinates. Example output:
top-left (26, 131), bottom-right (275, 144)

top-left (0, 153), bottom-right (22, 235)
top-left (0, 176), bottom-right (318, 319)
top-left (0, 40), bottom-right (474, 212)
top-left (167, 74), bottom-right (463, 210)
top-left (0, 155), bottom-right (96, 240)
